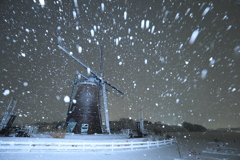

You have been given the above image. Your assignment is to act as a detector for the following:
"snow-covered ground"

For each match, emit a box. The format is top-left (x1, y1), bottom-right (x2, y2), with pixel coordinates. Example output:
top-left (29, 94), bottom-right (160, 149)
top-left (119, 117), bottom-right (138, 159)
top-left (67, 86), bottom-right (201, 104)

top-left (0, 131), bottom-right (239, 160)
top-left (171, 131), bottom-right (240, 159)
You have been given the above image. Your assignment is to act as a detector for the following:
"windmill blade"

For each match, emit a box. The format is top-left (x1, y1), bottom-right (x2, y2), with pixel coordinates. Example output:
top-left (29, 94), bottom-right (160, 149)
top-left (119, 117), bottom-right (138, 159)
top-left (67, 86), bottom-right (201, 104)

top-left (58, 44), bottom-right (124, 95)
top-left (57, 44), bottom-right (100, 78)
top-left (105, 84), bottom-right (124, 98)
top-left (104, 80), bottom-right (124, 95)
top-left (76, 71), bottom-right (88, 80)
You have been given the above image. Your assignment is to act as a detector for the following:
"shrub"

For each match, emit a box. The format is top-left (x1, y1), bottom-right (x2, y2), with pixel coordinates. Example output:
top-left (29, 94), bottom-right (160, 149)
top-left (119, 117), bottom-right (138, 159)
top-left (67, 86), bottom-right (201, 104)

top-left (182, 122), bottom-right (207, 132)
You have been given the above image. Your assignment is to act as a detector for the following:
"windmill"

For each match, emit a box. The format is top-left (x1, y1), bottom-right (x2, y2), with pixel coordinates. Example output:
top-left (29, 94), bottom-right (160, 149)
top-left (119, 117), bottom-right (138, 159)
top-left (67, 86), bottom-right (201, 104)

top-left (58, 44), bottom-right (123, 134)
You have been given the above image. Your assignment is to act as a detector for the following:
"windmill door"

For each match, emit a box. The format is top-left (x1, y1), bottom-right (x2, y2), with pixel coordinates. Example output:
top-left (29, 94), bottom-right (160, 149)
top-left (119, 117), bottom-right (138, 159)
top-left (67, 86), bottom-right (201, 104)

top-left (81, 124), bottom-right (89, 134)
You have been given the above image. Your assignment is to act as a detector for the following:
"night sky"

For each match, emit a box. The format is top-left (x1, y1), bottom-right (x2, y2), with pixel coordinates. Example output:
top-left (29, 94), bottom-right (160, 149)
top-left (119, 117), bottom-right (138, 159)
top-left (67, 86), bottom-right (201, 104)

top-left (1, 0), bottom-right (240, 129)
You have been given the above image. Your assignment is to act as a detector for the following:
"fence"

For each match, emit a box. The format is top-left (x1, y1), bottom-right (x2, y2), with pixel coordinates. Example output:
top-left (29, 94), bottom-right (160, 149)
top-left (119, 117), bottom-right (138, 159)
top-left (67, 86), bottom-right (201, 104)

top-left (0, 138), bottom-right (174, 152)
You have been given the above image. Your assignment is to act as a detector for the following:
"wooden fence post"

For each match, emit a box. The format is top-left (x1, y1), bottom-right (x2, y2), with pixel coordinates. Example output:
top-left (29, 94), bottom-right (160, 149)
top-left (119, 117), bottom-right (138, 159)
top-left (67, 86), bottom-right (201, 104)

top-left (58, 143), bottom-right (60, 151)
top-left (28, 141), bottom-right (32, 152)
top-left (111, 142), bottom-right (114, 151)
top-left (10, 141), bottom-right (14, 147)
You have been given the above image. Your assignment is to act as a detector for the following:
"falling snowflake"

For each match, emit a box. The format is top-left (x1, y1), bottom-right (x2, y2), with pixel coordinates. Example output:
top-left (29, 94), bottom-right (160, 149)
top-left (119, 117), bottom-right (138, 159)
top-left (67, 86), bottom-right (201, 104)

top-left (64, 96), bottom-right (70, 103)
top-left (3, 89), bottom-right (10, 96)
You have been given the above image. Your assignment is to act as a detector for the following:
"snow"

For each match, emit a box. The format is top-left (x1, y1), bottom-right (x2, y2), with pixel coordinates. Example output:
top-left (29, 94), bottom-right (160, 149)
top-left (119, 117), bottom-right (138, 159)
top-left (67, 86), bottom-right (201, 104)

top-left (133, 83), bottom-right (136, 88)
top-left (124, 11), bottom-right (127, 20)
top-left (208, 119), bottom-right (214, 122)
top-left (23, 82), bottom-right (28, 87)
top-left (115, 38), bottom-right (119, 46)
top-left (146, 20), bottom-right (150, 29)
top-left (91, 29), bottom-right (94, 37)
top-left (189, 29), bottom-right (200, 44)
top-left (73, 0), bottom-right (78, 7)
top-left (63, 96), bottom-right (70, 103)
top-left (2, 89), bottom-right (10, 96)
top-left (201, 69), bottom-right (208, 80)
top-left (175, 13), bottom-right (180, 20)
top-left (101, 3), bottom-right (104, 12)
top-left (87, 67), bottom-right (91, 75)
top-left (226, 25), bottom-right (232, 31)
top-left (77, 74), bottom-right (81, 79)
top-left (144, 59), bottom-right (148, 64)
top-left (21, 52), bottom-right (26, 57)
top-left (72, 99), bottom-right (76, 104)
top-left (176, 99), bottom-right (180, 104)
top-left (222, 15), bottom-right (228, 20)
top-left (234, 45), bottom-right (240, 57)
top-left (209, 57), bottom-right (215, 67)
top-left (25, 28), bottom-right (30, 33)
top-left (72, 11), bottom-right (77, 19)
top-left (202, 7), bottom-right (211, 17)
top-left (93, 25), bottom-right (97, 31)
top-left (39, 0), bottom-right (45, 8)
top-left (141, 20), bottom-right (145, 29)
top-left (0, 147), bottom-right (177, 160)
top-left (76, 45), bottom-right (82, 53)
top-left (56, 95), bottom-right (60, 100)
top-left (185, 8), bottom-right (191, 15)
top-left (151, 26), bottom-right (155, 33)
top-left (1, 131), bottom-right (239, 160)
top-left (57, 36), bottom-right (62, 43)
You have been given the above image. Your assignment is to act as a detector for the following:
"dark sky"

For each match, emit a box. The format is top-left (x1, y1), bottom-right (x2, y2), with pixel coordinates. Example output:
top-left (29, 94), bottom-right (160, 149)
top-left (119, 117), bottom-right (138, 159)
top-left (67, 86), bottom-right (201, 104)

top-left (1, 0), bottom-right (240, 129)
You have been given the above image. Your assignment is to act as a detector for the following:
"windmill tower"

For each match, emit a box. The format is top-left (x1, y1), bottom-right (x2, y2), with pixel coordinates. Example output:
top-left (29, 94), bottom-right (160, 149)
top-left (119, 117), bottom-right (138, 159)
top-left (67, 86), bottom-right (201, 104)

top-left (58, 44), bottom-right (123, 134)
